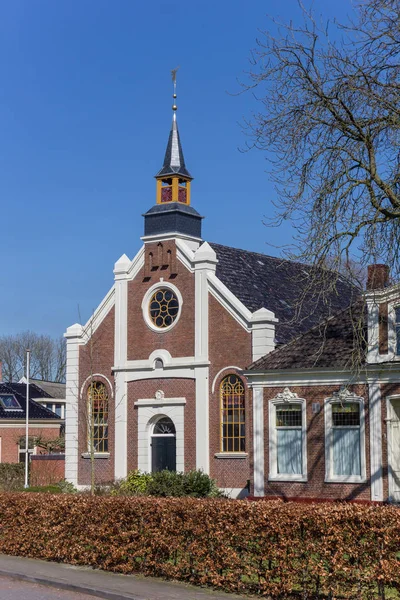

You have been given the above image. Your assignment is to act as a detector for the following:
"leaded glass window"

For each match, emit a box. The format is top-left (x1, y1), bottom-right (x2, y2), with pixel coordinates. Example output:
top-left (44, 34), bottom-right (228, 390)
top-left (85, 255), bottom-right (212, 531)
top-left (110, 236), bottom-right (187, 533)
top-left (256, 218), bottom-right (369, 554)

top-left (220, 375), bottom-right (245, 452)
top-left (87, 382), bottom-right (109, 453)
top-left (148, 289), bottom-right (179, 328)
top-left (153, 417), bottom-right (176, 435)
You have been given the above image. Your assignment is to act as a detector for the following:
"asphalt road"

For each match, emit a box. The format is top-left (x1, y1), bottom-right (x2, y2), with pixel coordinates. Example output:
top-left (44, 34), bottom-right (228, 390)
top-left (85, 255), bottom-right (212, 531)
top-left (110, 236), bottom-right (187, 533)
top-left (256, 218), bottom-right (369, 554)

top-left (0, 575), bottom-right (104, 600)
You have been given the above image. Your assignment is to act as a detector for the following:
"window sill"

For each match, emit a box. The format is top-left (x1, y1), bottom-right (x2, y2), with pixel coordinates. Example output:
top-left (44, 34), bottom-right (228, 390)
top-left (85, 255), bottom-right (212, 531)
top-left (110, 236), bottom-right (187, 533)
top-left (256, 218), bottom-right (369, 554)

top-left (214, 452), bottom-right (248, 459)
top-left (81, 452), bottom-right (110, 459)
top-left (325, 476), bottom-right (367, 484)
top-left (269, 475), bottom-right (307, 483)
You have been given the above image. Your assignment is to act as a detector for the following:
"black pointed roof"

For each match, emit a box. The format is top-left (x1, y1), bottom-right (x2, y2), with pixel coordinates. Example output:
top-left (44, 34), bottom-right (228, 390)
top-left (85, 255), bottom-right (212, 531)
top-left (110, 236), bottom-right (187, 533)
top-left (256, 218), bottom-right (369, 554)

top-left (156, 115), bottom-right (192, 180)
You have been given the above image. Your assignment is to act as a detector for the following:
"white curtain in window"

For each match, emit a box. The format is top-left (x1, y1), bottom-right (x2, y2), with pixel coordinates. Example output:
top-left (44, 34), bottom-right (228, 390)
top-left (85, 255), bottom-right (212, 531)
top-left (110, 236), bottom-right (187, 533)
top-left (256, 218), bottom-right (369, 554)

top-left (333, 428), bottom-right (361, 476)
top-left (277, 429), bottom-right (302, 474)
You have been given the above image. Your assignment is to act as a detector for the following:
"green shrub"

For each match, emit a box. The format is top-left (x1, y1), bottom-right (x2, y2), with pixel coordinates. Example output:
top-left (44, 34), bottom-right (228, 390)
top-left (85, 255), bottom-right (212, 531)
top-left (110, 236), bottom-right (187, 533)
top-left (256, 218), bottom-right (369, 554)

top-left (111, 469), bottom-right (222, 498)
top-left (0, 463), bottom-right (25, 492)
top-left (182, 469), bottom-right (223, 498)
top-left (56, 480), bottom-right (77, 494)
top-left (111, 470), bottom-right (152, 496)
top-left (146, 470), bottom-right (184, 497)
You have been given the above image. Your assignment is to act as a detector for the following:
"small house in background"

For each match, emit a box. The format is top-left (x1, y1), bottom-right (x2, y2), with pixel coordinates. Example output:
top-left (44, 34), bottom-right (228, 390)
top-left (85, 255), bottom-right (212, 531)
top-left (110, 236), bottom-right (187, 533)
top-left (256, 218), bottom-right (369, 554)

top-left (0, 382), bottom-right (63, 464)
top-left (19, 378), bottom-right (66, 419)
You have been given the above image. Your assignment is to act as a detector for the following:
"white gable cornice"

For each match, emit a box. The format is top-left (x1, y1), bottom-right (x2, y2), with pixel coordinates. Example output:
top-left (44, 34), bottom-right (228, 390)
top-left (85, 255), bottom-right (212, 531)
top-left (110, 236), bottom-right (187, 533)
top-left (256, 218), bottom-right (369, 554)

top-left (207, 272), bottom-right (252, 331)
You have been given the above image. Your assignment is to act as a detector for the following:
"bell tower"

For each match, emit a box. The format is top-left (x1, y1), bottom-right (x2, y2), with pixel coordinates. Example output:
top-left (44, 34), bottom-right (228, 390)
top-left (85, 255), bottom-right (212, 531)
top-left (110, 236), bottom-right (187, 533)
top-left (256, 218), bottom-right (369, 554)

top-left (155, 71), bottom-right (193, 205)
top-left (143, 70), bottom-right (203, 242)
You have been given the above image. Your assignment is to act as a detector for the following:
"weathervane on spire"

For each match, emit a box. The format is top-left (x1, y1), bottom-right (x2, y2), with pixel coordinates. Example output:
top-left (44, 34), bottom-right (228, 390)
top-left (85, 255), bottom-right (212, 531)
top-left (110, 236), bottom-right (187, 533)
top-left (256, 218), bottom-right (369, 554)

top-left (171, 66), bottom-right (179, 111)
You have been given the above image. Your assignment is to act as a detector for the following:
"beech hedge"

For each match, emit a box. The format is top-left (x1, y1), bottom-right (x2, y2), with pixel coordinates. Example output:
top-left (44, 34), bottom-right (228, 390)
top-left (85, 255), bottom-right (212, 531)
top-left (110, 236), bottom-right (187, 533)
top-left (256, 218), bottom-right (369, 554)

top-left (0, 494), bottom-right (399, 598)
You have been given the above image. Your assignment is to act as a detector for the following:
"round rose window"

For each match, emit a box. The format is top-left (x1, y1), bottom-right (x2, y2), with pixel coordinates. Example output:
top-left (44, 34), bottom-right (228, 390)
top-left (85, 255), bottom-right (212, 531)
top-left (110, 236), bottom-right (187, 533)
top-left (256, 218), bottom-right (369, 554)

top-left (148, 288), bottom-right (179, 328)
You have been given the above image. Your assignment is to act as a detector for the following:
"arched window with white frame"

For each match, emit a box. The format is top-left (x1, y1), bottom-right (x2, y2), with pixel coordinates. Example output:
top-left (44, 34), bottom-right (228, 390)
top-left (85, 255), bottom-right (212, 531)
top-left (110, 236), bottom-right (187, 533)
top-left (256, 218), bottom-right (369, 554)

top-left (269, 388), bottom-right (307, 482)
top-left (325, 391), bottom-right (366, 483)
top-left (220, 374), bottom-right (245, 452)
top-left (87, 381), bottom-right (109, 454)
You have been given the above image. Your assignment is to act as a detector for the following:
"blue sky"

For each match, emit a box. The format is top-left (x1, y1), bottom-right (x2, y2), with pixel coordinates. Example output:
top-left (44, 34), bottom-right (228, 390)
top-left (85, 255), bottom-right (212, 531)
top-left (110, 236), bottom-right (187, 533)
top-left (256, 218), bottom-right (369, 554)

top-left (0, 0), bottom-right (356, 338)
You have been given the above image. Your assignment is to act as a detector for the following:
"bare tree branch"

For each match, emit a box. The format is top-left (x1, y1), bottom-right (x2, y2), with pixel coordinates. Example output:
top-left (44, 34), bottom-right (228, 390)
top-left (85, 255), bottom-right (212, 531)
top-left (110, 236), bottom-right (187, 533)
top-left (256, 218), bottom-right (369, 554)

top-left (241, 0), bottom-right (400, 286)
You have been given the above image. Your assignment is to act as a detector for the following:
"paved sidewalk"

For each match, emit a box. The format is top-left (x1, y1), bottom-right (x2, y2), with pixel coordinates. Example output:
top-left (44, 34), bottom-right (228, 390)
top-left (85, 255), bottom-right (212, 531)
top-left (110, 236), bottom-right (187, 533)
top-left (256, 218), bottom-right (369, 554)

top-left (0, 554), bottom-right (247, 600)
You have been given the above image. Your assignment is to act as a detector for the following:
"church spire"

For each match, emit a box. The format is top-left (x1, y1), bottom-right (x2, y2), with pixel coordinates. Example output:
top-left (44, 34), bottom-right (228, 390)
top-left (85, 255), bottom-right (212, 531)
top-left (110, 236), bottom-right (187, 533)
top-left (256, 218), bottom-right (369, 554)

top-left (155, 69), bottom-right (193, 205)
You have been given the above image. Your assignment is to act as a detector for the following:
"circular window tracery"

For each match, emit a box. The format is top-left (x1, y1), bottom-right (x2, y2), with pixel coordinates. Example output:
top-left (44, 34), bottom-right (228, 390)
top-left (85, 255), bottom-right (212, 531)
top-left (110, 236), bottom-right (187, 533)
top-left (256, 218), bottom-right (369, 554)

top-left (149, 288), bottom-right (179, 328)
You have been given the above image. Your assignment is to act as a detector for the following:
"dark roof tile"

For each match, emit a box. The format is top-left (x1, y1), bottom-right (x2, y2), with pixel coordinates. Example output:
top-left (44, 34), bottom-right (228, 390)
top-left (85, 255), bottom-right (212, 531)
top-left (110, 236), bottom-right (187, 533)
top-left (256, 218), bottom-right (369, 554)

top-left (248, 302), bottom-right (366, 371)
top-left (210, 243), bottom-right (359, 345)
top-left (0, 383), bottom-right (61, 420)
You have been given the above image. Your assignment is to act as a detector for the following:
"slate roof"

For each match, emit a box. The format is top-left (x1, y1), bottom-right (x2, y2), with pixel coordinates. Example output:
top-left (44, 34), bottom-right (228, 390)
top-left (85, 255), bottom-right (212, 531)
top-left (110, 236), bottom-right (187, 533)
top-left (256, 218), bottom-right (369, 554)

top-left (156, 115), bottom-right (192, 179)
top-left (248, 302), bottom-right (367, 371)
top-left (29, 379), bottom-right (66, 399)
top-left (0, 382), bottom-right (62, 420)
top-left (210, 243), bottom-right (359, 345)
top-left (144, 203), bottom-right (202, 218)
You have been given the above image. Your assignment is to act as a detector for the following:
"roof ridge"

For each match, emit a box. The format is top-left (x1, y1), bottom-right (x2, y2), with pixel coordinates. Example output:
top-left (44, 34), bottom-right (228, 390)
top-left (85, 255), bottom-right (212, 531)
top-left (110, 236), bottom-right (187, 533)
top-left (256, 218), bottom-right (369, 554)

top-left (210, 243), bottom-right (361, 289)
top-left (31, 378), bottom-right (65, 385)
top-left (209, 242), bottom-right (297, 264)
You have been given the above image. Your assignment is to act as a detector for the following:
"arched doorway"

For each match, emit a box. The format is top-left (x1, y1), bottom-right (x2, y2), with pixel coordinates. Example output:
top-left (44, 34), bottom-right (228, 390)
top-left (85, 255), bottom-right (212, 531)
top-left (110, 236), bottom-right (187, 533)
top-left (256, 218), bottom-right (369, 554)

top-left (151, 416), bottom-right (176, 472)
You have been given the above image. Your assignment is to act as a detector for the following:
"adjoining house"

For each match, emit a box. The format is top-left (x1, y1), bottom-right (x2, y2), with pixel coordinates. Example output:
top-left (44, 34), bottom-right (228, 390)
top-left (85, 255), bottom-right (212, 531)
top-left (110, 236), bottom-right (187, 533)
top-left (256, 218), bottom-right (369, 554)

top-left (0, 382), bottom-right (62, 464)
top-left (245, 265), bottom-right (400, 503)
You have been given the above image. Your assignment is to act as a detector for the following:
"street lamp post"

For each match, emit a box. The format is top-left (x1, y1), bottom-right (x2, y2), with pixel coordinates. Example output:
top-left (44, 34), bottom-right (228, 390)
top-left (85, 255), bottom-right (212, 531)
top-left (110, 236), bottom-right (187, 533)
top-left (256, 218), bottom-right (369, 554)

top-left (24, 349), bottom-right (30, 489)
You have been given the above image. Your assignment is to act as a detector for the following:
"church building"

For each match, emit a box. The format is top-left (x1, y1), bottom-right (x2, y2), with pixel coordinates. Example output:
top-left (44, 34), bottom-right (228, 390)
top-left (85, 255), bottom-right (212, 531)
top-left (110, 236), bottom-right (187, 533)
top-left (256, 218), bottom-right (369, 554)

top-left (65, 89), bottom-right (400, 502)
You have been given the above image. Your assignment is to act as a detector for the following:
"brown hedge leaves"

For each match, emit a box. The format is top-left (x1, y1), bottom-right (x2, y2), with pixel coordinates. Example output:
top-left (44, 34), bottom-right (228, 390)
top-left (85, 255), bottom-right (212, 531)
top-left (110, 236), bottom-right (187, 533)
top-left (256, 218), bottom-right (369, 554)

top-left (0, 494), bottom-right (399, 598)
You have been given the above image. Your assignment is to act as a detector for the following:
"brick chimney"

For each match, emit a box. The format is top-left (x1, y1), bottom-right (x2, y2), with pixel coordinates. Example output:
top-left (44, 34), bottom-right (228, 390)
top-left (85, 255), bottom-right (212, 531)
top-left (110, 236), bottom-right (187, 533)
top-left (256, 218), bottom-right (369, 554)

top-left (366, 264), bottom-right (390, 291)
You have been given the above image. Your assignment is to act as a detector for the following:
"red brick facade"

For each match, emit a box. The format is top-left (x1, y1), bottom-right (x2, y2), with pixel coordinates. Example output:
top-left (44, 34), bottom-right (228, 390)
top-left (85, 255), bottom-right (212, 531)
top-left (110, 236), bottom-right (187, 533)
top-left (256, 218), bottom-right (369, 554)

top-left (256, 384), bottom-right (371, 501)
top-left (78, 307), bottom-right (115, 486)
top-left (0, 426), bottom-right (61, 464)
top-left (208, 294), bottom-right (252, 489)
top-left (71, 233), bottom-right (400, 502)
top-left (75, 239), bottom-right (257, 491)
top-left (30, 455), bottom-right (65, 486)
top-left (127, 241), bottom-right (195, 361)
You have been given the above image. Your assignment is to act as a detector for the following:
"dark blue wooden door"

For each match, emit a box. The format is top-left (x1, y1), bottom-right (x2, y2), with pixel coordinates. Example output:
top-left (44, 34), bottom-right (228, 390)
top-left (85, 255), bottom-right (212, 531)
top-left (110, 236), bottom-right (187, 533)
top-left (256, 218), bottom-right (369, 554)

top-left (151, 436), bottom-right (176, 472)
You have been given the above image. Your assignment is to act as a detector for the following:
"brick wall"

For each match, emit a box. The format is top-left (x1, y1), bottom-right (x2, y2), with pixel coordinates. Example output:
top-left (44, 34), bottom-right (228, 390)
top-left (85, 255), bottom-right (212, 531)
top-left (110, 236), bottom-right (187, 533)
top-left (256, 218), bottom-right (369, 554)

top-left (208, 294), bottom-right (253, 489)
top-left (258, 384), bottom-right (371, 501)
top-left (78, 307), bottom-right (115, 486)
top-left (127, 241), bottom-right (195, 361)
top-left (0, 426), bottom-right (61, 464)
top-left (30, 455), bottom-right (65, 486)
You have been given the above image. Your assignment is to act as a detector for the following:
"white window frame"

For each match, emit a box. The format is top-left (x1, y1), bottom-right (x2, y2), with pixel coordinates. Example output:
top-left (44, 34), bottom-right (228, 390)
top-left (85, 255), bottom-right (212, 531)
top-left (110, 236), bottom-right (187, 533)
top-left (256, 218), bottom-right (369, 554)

top-left (324, 392), bottom-right (366, 483)
top-left (43, 402), bottom-right (65, 419)
top-left (268, 389), bottom-right (307, 482)
top-left (142, 282), bottom-right (183, 333)
top-left (18, 438), bottom-right (37, 463)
